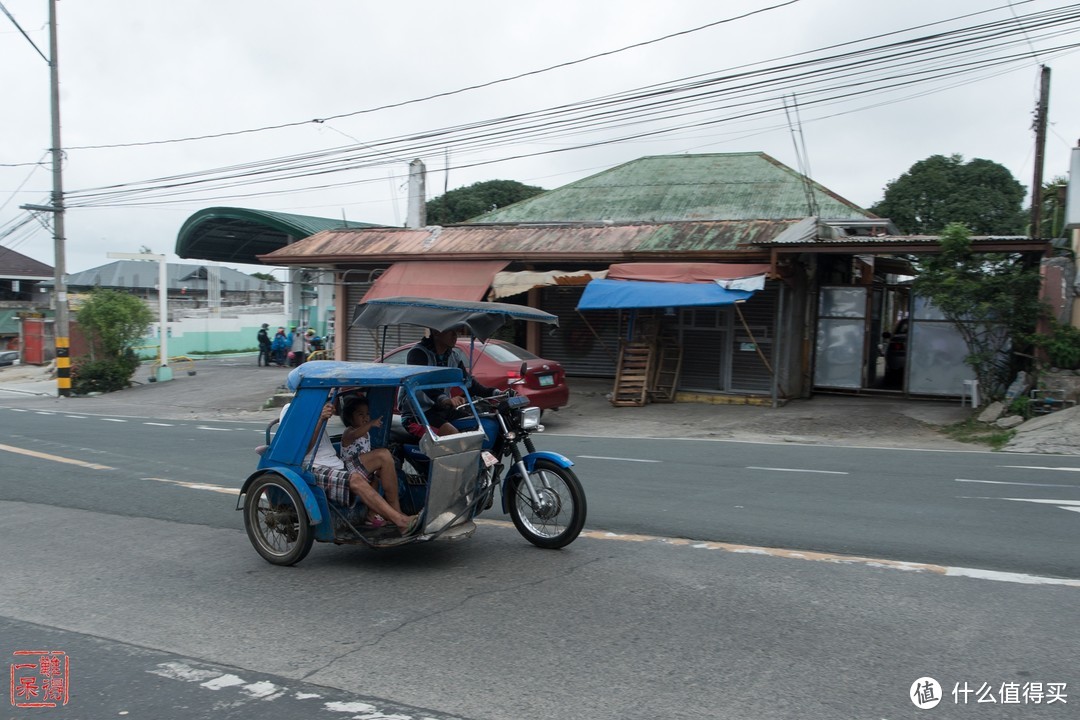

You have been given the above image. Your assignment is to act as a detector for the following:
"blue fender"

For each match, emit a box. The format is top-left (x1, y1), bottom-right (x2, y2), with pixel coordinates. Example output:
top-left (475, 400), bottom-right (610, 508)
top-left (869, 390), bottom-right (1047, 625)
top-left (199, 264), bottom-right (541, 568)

top-left (500, 451), bottom-right (574, 514)
top-left (240, 467), bottom-right (324, 526)
top-left (523, 450), bottom-right (573, 471)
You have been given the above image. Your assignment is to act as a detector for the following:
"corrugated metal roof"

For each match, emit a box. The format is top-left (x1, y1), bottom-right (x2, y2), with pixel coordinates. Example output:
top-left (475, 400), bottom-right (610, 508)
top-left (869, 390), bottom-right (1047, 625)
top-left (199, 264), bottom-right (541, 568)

top-left (471, 153), bottom-right (873, 224)
top-left (57, 261), bottom-right (278, 292)
top-left (0, 246), bottom-right (53, 279)
top-left (260, 220), bottom-right (795, 265)
top-left (175, 206), bottom-right (381, 265)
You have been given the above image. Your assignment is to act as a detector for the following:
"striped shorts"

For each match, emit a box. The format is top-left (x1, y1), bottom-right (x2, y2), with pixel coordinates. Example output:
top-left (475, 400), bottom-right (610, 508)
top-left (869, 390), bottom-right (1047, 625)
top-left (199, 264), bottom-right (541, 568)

top-left (311, 463), bottom-right (367, 507)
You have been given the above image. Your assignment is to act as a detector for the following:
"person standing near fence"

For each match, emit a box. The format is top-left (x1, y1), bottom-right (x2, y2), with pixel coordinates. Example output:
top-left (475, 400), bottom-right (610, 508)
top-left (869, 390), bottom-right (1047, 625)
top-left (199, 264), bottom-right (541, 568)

top-left (257, 323), bottom-right (272, 367)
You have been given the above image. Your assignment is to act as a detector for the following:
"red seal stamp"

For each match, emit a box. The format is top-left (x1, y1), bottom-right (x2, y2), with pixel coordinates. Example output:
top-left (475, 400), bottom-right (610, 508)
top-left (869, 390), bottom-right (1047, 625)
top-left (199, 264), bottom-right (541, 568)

top-left (10, 651), bottom-right (69, 708)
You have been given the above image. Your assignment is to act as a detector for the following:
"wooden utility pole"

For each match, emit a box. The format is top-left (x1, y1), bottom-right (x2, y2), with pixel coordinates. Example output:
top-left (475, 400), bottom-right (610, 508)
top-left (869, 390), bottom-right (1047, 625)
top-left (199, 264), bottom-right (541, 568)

top-left (1030, 65), bottom-right (1051, 239)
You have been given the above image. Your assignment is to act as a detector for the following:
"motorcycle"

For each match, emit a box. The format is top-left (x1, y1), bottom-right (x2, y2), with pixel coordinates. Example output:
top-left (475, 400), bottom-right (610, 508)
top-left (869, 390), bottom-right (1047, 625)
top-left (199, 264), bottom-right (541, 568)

top-left (239, 296), bottom-right (586, 566)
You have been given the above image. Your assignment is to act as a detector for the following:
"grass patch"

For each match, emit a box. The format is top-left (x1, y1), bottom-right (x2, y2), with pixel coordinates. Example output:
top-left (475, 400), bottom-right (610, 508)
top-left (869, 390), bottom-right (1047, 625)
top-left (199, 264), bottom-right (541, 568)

top-left (941, 418), bottom-right (1015, 450)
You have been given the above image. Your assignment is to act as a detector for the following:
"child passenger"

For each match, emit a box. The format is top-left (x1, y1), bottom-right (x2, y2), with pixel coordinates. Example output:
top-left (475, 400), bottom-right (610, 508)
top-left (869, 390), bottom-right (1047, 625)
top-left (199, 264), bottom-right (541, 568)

top-left (340, 395), bottom-right (405, 528)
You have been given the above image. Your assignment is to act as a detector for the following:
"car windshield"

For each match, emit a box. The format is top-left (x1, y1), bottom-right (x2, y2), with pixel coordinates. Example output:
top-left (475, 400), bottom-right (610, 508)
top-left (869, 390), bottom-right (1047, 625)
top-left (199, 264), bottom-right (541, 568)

top-left (482, 342), bottom-right (539, 362)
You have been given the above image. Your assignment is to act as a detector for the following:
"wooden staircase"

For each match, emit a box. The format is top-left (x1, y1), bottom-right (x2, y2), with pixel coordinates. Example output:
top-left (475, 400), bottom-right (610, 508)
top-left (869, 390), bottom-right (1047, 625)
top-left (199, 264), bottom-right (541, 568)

top-left (611, 341), bottom-right (653, 406)
top-left (648, 334), bottom-right (683, 403)
top-left (611, 320), bottom-right (683, 406)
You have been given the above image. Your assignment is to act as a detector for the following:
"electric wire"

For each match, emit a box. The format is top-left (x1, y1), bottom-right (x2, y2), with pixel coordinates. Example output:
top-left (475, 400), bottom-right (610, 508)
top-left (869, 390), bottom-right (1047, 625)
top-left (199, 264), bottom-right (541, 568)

top-left (57, 5), bottom-right (1080, 209)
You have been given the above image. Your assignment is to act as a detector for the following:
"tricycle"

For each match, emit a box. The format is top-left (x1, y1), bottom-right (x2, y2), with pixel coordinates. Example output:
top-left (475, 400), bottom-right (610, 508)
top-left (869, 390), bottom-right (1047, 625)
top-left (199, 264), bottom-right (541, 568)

top-left (239, 297), bottom-right (586, 566)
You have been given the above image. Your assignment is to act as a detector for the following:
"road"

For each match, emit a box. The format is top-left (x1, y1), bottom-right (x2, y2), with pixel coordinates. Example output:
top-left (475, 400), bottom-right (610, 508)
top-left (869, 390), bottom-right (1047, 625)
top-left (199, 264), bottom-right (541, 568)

top-left (0, 403), bottom-right (1077, 719)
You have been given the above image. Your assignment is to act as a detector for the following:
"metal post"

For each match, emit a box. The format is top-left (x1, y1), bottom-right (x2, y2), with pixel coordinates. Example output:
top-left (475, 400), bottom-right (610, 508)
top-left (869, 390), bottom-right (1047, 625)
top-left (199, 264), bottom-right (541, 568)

top-left (107, 252), bottom-right (170, 381)
top-left (48, 0), bottom-right (70, 396)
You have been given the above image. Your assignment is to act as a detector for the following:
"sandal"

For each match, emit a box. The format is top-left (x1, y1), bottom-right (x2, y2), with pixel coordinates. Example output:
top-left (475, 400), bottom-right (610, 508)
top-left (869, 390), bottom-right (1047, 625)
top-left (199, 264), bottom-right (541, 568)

top-left (362, 513), bottom-right (387, 529)
top-left (399, 515), bottom-right (422, 536)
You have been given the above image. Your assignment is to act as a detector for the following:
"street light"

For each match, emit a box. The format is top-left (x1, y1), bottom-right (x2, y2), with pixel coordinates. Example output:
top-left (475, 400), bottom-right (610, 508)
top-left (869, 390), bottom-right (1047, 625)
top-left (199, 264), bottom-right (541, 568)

top-left (107, 252), bottom-right (171, 383)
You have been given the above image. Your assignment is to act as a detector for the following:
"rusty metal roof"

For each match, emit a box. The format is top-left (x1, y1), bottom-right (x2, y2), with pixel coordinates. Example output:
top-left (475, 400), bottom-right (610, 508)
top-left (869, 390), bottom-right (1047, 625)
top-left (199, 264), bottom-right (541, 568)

top-left (260, 220), bottom-right (794, 266)
top-left (472, 153), bottom-right (873, 224)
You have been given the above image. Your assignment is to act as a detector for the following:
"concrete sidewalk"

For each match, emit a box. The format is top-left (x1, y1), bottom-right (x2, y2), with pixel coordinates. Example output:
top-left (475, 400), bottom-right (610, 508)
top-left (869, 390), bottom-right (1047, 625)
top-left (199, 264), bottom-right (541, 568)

top-left (0, 356), bottom-right (1075, 454)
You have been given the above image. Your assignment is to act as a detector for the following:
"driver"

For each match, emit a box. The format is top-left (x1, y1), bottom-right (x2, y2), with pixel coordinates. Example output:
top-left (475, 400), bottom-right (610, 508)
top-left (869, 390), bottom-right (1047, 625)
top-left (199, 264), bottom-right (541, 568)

top-left (402, 325), bottom-right (498, 438)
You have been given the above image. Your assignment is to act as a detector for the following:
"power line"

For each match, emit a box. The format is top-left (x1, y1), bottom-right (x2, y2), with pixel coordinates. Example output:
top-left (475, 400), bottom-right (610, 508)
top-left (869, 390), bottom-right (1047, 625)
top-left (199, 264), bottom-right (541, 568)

top-left (57, 4), bottom-right (1080, 209)
top-left (62, 0), bottom-right (805, 151)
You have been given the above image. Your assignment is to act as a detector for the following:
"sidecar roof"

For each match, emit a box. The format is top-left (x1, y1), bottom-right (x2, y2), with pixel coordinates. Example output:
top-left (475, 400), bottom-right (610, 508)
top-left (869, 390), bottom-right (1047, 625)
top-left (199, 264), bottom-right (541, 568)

top-left (288, 360), bottom-right (463, 390)
top-left (351, 296), bottom-right (558, 341)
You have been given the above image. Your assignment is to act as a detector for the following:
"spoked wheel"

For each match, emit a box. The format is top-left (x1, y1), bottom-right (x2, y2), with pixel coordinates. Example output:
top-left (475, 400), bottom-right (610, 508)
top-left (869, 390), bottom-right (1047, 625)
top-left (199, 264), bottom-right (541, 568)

top-left (507, 459), bottom-right (586, 549)
top-left (244, 474), bottom-right (314, 566)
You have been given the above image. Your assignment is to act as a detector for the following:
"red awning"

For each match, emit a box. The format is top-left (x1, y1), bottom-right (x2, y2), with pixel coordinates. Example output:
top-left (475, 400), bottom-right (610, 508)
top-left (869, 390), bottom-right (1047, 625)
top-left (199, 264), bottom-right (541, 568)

top-left (606, 262), bottom-right (772, 283)
top-left (361, 260), bottom-right (510, 302)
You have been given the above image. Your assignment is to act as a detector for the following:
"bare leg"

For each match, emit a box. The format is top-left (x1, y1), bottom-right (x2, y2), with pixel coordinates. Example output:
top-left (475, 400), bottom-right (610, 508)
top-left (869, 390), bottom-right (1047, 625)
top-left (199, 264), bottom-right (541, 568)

top-left (436, 422), bottom-right (459, 436)
top-left (348, 473), bottom-right (415, 532)
top-left (360, 448), bottom-right (402, 512)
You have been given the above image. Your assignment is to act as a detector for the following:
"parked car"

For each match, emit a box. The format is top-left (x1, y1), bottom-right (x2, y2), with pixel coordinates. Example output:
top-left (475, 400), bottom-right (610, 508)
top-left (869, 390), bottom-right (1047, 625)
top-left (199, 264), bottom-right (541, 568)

top-left (379, 338), bottom-right (569, 412)
top-left (0, 350), bottom-right (19, 367)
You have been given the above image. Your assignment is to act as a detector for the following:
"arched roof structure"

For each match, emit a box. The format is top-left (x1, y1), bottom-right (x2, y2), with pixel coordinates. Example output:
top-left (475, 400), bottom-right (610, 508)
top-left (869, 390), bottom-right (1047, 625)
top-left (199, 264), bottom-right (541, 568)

top-left (175, 207), bottom-right (381, 265)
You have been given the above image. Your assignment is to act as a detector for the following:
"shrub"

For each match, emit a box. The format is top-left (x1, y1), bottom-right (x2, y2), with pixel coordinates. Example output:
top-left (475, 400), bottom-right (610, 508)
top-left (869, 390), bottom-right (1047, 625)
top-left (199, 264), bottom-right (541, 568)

top-left (1035, 320), bottom-right (1080, 370)
top-left (72, 351), bottom-right (141, 394)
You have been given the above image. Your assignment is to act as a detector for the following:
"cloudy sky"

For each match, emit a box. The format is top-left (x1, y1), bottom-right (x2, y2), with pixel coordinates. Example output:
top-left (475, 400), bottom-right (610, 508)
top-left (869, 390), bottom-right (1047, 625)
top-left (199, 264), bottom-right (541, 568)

top-left (2, 0), bottom-right (1079, 277)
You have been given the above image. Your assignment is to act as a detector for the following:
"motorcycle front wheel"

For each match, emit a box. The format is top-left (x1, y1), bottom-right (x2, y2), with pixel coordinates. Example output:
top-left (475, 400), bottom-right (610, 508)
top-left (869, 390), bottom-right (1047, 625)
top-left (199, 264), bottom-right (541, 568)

top-left (244, 474), bottom-right (314, 566)
top-left (506, 459), bottom-right (586, 549)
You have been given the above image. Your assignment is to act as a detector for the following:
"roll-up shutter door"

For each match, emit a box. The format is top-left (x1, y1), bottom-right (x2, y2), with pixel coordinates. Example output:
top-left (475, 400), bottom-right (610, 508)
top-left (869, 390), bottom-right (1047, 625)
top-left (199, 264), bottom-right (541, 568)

top-left (344, 281), bottom-right (427, 362)
top-left (678, 281), bottom-right (779, 394)
top-left (540, 286), bottom-right (619, 377)
top-left (729, 281), bottom-right (778, 393)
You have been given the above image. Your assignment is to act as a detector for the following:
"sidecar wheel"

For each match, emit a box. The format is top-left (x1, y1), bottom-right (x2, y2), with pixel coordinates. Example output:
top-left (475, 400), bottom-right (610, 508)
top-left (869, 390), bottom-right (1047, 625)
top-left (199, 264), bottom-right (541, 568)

top-left (507, 459), bottom-right (586, 549)
top-left (244, 474), bottom-right (314, 566)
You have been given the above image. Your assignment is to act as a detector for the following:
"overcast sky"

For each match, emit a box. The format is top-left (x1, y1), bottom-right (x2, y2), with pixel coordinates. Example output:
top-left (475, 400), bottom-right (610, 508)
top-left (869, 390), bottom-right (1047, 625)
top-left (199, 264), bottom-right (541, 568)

top-left (2, 0), bottom-right (1079, 277)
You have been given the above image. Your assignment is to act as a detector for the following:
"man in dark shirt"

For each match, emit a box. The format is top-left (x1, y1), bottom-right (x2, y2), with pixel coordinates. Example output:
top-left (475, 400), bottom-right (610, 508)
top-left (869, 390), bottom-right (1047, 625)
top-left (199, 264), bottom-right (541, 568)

top-left (402, 326), bottom-right (497, 438)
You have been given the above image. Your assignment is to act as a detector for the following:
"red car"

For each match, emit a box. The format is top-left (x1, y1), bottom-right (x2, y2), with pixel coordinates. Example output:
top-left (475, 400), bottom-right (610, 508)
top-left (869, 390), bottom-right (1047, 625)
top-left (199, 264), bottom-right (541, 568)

top-left (379, 338), bottom-right (569, 412)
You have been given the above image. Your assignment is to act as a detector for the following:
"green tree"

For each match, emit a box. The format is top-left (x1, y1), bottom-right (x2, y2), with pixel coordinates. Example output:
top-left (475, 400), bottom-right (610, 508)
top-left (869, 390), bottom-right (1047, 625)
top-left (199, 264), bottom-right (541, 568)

top-left (871, 154), bottom-right (1026, 235)
top-left (426, 179), bottom-right (545, 224)
top-left (73, 289), bottom-right (154, 393)
top-left (250, 271), bottom-right (277, 283)
top-left (912, 223), bottom-right (1043, 399)
top-left (1033, 175), bottom-right (1069, 239)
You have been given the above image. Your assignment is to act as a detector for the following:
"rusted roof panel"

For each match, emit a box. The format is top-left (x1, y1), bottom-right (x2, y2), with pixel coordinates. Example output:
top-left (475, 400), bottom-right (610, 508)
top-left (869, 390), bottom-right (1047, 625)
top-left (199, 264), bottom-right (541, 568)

top-left (473, 153), bottom-right (872, 224)
top-left (260, 221), bottom-right (789, 265)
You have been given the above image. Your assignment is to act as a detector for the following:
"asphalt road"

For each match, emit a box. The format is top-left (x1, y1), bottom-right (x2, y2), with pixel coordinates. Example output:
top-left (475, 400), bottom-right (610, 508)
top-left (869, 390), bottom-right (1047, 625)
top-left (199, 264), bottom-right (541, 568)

top-left (1, 361), bottom-right (1078, 719)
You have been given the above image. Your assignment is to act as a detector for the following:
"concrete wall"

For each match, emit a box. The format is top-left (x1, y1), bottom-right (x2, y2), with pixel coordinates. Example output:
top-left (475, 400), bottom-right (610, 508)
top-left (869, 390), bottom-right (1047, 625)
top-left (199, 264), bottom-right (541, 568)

top-left (136, 313), bottom-right (287, 359)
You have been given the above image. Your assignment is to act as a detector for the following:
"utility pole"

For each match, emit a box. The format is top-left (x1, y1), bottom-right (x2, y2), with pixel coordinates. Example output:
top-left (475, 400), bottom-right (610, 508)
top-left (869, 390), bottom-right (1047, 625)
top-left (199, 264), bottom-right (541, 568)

top-left (1030, 65), bottom-right (1050, 240)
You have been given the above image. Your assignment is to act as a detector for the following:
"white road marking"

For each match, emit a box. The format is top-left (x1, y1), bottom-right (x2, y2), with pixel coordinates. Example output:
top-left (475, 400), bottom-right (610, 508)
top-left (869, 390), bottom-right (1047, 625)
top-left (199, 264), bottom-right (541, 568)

top-left (1001, 465), bottom-right (1080, 473)
top-left (0, 443), bottom-right (113, 470)
top-left (143, 422), bottom-right (173, 427)
top-left (577, 455), bottom-right (660, 463)
top-left (65, 415), bottom-right (86, 419)
top-left (35, 411), bottom-right (53, 415)
top-left (964, 496), bottom-right (1080, 515)
top-left (9, 408), bottom-right (27, 412)
top-left (196, 425), bottom-right (231, 432)
top-left (956, 478), bottom-right (1078, 489)
top-left (747, 466), bottom-right (848, 475)
top-left (146, 477), bottom-right (238, 495)
top-left (102, 418), bottom-right (126, 423)
top-left (149, 662), bottom-right (436, 718)
top-left (472, 520), bottom-right (1080, 588)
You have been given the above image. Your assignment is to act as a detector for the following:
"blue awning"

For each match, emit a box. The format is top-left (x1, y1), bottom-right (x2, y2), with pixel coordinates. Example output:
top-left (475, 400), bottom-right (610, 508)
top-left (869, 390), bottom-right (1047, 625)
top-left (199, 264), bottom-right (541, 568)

top-left (576, 278), bottom-right (753, 310)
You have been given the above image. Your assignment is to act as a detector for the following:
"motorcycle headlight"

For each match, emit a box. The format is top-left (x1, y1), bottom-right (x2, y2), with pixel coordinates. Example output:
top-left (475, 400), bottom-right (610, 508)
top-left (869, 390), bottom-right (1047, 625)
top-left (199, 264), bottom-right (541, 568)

top-left (519, 406), bottom-right (542, 431)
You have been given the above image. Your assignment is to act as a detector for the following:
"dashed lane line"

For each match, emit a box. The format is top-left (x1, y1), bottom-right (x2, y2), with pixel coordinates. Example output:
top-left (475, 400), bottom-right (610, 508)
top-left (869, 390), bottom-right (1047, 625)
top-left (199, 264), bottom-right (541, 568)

top-left (957, 478), bottom-right (1078, 489)
top-left (0, 443), bottom-right (113, 470)
top-left (577, 455), bottom-right (660, 463)
top-left (747, 466), bottom-right (848, 474)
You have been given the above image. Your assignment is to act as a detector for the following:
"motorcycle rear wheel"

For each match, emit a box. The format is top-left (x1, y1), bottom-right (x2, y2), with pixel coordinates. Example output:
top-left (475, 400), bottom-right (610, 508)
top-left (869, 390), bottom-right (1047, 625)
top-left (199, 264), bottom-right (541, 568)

top-left (244, 474), bottom-right (314, 566)
top-left (507, 459), bottom-right (586, 549)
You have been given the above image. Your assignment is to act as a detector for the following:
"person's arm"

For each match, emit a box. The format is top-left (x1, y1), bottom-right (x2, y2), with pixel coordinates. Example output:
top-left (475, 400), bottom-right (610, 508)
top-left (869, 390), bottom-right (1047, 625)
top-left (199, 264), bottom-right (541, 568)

top-left (307, 402), bottom-right (334, 456)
